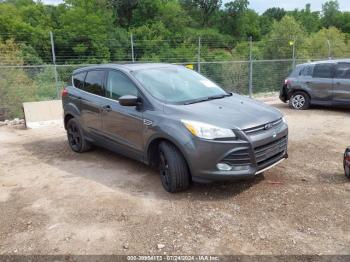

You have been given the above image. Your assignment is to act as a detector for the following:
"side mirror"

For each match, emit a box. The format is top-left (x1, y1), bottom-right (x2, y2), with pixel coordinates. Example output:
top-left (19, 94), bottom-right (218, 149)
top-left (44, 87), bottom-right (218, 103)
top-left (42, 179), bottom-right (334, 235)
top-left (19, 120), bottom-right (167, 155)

top-left (119, 95), bottom-right (140, 107)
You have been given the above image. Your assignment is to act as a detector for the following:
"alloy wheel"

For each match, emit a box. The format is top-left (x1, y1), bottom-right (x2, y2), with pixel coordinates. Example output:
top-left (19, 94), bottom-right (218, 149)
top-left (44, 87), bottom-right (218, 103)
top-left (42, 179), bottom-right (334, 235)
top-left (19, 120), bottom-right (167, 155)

top-left (292, 94), bottom-right (305, 109)
top-left (67, 122), bottom-right (81, 151)
top-left (159, 151), bottom-right (171, 190)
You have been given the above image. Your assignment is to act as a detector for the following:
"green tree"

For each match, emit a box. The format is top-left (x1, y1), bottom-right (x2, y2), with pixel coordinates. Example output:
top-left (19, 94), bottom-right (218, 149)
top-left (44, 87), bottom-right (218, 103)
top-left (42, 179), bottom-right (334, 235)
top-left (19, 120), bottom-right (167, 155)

top-left (220, 0), bottom-right (261, 39)
top-left (108, 0), bottom-right (138, 27)
top-left (0, 40), bottom-right (37, 117)
top-left (307, 27), bottom-right (349, 59)
top-left (262, 16), bottom-right (307, 59)
top-left (322, 0), bottom-right (341, 28)
top-left (289, 4), bottom-right (321, 33)
top-left (54, 0), bottom-right (116, 64)
top-left (335, 12), bottom-right (350, 33)
top-left (263, 7), bottom-right (286, 21)
top-left (181, 0), bottom-right (222, 26)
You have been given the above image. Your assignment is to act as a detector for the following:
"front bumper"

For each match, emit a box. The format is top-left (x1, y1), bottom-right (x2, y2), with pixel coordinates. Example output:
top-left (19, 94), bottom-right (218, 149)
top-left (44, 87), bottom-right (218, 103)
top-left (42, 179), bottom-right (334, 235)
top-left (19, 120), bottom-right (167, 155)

top-left (185, 122), bottom-right (288, 183)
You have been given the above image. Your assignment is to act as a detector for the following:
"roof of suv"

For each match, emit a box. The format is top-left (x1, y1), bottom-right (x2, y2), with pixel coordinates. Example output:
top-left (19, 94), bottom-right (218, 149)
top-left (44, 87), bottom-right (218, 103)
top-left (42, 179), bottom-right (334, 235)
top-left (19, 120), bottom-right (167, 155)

top-left (72, 63), bottom-right (178, 74)
top-left (298, 59), bottom-right (350, 67)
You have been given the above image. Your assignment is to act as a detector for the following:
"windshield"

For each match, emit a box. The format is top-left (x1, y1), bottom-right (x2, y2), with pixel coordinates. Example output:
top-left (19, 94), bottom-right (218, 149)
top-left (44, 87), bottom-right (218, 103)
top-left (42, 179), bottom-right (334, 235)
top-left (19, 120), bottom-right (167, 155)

top-left (132, 66), bottom-right (227, 104)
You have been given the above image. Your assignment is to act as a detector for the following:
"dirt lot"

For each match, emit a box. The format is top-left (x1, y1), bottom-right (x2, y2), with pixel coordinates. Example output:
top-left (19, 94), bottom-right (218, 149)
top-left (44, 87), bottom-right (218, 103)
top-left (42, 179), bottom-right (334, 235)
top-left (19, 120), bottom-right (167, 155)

top-left (0, 100), bottom-right (350, 255)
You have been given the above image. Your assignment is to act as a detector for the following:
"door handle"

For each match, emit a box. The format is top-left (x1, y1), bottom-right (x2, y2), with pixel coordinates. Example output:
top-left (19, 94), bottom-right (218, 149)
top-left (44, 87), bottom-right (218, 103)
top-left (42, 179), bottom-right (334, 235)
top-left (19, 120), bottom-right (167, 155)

top-left (102, 105), bottom-right (111, 112)
top-left (336, 82), bottom-right (341, 85)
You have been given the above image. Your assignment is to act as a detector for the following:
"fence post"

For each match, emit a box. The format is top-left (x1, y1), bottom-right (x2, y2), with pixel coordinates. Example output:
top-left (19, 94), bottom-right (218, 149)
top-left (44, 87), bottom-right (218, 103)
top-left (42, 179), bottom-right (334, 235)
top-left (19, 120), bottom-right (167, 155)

top-left (130, 33), bottom-right (135, 62)
top-left (50, 31), bottom-right (59, 99)
top-left (327, 39), bottom-right (332, 59)
top-left (197, 37), bottom-right (201, 73)
top-left (248, 36), bottom-right (253, 98)
top-left (292, 37), bottom-right (296, 69)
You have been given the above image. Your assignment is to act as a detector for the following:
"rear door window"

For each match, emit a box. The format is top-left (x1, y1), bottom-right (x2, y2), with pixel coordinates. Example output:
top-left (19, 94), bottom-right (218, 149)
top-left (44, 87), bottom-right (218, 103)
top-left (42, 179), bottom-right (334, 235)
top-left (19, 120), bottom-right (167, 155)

top-left (312, 63), bottom-right (334, 78)
top-left (335, 63), bottom-right (350, 79)
top-left (83, 70), bottom-right (105, 96)
top-left (72, 71), bottom-right (86, 89)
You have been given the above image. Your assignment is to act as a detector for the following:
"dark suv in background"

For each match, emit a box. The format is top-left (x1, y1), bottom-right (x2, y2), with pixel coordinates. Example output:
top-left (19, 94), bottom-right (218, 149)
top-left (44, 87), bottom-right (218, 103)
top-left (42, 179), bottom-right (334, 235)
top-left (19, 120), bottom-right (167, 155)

top-left (280, 59), bottom-right (350, 110)
top-left (62, 63), bottom-right (288, 192)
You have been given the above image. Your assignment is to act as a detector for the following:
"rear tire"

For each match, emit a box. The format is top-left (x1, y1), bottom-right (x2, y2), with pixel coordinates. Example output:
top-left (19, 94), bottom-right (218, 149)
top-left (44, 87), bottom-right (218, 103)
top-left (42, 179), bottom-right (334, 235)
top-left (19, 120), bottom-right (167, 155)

top-left (66, 118), bottom-right (91, 153)
top-left (289, 91), bottom-right (310, 110)
top-left (158, 142), bottom-right (190, 193)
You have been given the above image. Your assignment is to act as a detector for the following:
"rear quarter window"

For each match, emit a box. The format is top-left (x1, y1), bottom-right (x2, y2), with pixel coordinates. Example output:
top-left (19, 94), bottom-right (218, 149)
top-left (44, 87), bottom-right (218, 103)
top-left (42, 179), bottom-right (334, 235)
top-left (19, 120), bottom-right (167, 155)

top-left (72, 71), bottom-right (86, 89)
top-left (289, 66), bottom-right (302, 77)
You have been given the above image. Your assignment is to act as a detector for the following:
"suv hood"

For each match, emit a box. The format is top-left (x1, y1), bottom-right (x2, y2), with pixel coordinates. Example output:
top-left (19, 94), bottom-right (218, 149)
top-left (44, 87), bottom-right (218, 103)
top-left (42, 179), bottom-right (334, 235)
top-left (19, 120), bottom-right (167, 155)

top-left (165, 94), bottom-right (282, 130)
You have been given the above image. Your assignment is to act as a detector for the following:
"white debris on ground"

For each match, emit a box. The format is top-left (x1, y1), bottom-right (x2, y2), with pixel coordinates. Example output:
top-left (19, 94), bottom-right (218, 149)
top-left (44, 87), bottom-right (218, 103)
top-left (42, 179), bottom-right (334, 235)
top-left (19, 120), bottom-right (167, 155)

top-left (0, 118), bottom-right (25, 126)
top-left (0, 118), bottom-right (64, 129)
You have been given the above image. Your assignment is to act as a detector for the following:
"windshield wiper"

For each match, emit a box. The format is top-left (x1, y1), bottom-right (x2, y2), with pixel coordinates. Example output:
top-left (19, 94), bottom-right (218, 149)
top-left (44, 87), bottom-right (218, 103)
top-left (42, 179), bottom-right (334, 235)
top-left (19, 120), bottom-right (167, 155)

top-left (184, 97), bottom-right (210, 105)
top-left (207, 93), bottom-right (232, 100)
top-left (184, 93), bottom-right (232, 105)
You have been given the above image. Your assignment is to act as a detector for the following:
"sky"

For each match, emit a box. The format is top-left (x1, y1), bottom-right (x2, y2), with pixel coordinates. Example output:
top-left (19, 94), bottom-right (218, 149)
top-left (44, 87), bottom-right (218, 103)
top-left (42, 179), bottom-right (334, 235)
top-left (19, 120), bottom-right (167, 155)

top-left (238, 0), bottom-right (350, 13)
top-left (42, 0), bottom-right (350, 14)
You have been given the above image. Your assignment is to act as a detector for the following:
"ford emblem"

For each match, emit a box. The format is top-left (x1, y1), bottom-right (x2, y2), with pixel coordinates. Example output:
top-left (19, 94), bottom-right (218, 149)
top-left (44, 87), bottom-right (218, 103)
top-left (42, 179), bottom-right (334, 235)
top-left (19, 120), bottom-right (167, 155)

top-left (264, 123), bottom-right (273, 130)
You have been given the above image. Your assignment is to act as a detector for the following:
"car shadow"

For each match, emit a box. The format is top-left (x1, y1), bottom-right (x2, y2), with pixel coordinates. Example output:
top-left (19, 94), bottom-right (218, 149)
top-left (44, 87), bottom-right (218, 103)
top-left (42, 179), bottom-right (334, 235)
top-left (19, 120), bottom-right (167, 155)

top-left (22, 136), bottom-right (264, 201)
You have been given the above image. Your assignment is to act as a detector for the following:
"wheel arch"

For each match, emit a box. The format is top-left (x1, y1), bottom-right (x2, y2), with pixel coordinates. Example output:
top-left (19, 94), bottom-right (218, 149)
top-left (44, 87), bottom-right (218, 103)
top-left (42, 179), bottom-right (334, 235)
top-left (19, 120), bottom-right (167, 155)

top-left (288, 88), bottom-right (311, 100)
top-left (145, 136), bottom-right (191, 172)
top-left (63, 103), bottom-right (81, 130)
top-left (64, 113), bottom-right (74, 130)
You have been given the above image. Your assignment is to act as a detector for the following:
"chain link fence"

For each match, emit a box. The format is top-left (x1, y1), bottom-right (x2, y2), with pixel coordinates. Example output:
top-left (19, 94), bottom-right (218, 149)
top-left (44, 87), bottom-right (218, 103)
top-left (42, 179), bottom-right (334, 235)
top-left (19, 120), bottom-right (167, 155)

top-left (1, 33), bottom-right (350, 118)
top-left (0, 59), bottom-right (308, 118)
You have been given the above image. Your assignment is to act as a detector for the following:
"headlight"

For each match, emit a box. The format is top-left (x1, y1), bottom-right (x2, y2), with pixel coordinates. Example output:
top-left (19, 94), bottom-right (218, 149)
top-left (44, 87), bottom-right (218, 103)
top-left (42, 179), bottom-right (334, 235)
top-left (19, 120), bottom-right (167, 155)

top-left (181, 120), bottom-right (236, 140)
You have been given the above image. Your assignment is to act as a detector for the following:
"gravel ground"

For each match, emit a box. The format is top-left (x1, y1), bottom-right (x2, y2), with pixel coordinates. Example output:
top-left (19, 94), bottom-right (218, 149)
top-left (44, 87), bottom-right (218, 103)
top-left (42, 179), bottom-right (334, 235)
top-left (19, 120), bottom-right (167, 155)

top-left (0, 100), bottom-right (350, 255)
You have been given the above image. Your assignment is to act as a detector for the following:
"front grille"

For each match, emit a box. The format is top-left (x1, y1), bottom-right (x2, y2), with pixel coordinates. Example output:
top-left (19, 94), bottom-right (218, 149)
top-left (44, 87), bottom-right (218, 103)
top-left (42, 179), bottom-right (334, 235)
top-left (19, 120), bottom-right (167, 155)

top-left (255, 136), bottom-right (287, 169)
top-left (220, 136), bottom-right (287, 170)
top-left (222, 148), bottom-right (251, 166)
top-left (244, 118), bottom-right (282, 135)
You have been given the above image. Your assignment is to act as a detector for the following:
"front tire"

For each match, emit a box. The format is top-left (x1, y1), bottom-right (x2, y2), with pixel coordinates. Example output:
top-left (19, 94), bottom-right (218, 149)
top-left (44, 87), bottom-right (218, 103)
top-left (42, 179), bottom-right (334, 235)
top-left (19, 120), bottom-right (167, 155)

top-left (66, 118), bottom-right (91, 153)
top-left (289, 91), bottom-right (310, 110)
top-left (158, 142), bottom-right (190, 193)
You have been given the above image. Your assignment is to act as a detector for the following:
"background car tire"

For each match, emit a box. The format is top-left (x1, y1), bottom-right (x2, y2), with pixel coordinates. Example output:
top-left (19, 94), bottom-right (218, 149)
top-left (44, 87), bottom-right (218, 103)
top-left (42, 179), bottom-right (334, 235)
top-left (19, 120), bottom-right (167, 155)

top-left (344, 165), bottom-right (350, 179)
top-left (66, 118), bottom-right (91, 153)
top-left (289, 91), bottom-right (310, 110)
top-left (158, 141), bottom-right (190, 193)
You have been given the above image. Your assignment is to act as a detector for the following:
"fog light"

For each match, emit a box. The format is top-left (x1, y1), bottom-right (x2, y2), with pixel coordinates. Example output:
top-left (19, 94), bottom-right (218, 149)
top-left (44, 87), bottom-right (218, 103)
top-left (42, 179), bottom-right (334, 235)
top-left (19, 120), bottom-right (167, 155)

top-left (216, 163), bottom-right (232, 171)
top-left (231, 165), bottom-right (249, 171)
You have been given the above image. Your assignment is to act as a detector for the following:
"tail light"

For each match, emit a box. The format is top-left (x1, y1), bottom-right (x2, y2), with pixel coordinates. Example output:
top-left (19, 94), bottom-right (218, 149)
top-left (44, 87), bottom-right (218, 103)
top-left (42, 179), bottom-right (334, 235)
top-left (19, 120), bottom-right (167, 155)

top-left (61, 88), bottom-right (68, 98)
top-left (284, 79), bottom-right (291, 85)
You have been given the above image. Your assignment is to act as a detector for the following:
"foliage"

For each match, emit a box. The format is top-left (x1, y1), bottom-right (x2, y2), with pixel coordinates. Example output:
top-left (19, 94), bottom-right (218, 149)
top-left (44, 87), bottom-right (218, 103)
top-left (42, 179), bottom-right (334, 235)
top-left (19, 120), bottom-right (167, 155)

top-left (289, 4), bottom-right (321, 33)
top-left (307, 27), bottom-right (350, 58)
top-left (0, 0), bottom-right (349, 65)
top-left (1, 0), bottom-right (350, 117)
top-left (261, 16), bottom-right (307, 59)
top-left (0, 40), bottom-right (37, 117)
top-left (263, 7), bottom-right (286, 21)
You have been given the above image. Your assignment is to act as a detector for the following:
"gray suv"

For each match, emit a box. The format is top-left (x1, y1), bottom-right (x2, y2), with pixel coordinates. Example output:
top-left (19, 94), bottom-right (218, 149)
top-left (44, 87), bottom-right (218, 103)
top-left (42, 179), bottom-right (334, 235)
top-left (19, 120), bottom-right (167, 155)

top-left (280, 59), bottom-right (350, 109)
top-left (62, 63), bottom-right (288, 192)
